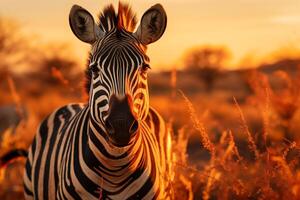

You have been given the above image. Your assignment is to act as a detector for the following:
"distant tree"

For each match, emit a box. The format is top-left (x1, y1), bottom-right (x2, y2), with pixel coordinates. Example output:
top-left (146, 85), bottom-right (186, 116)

top-left (0, 16), bottom-right (83, 98)
top-left (183, 46), bottom-right (230, 92)
top-left (0, 17), bottom-right (25, 70)
top-left (26, 44), bottom-right (83, 93)
top-left (0, 16), bottom-right (29, 97)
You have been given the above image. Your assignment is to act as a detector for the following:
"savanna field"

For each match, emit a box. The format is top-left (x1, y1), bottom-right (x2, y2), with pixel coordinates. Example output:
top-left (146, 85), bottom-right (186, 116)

top-left (1, 4), bottom-right (300, 200)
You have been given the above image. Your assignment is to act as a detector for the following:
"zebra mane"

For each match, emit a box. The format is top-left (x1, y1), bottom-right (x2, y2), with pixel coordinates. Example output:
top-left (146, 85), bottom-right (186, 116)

top-left (98, 2), bottom-right (137, 32)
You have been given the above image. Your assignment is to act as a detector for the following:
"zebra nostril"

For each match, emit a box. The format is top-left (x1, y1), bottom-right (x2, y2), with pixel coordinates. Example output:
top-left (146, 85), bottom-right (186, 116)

top-left (129, 120), bottom-right (139, 134)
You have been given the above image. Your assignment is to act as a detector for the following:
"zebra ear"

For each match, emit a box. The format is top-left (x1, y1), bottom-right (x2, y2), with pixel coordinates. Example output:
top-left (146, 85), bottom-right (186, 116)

top-left (69, 5), bottom-right (104, 44)
top-left (134, 4), bottom-right (167, 45)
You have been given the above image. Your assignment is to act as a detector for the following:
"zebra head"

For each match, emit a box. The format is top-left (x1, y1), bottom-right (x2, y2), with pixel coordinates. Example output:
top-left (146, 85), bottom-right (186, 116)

top-left (69, 3), bottom-right (167, 147)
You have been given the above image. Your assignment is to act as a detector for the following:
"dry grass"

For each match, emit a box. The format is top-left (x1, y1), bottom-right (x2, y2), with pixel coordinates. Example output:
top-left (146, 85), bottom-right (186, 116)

top-left (168, 73), bottom-right (300, 199)
top-left (179, 90), bottom-right (215, 156)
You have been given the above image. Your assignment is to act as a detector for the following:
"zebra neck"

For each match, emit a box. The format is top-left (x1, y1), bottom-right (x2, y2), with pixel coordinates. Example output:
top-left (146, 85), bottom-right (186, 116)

top-left (72, 108), bottom-right (163, 197)
top-left (87, 117), bottom-right (146, 167)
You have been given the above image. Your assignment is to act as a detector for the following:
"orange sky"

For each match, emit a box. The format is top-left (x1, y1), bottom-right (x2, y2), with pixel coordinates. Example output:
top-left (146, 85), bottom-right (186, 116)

top-left (1, 0), bottom-right (300, 70)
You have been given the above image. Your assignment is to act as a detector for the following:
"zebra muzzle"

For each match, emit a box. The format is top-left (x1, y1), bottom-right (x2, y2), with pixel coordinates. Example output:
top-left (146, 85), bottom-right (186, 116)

top-left (105, 95), bottom-right (139, 147)
top-left (105, 118), bottom-right (139, 147)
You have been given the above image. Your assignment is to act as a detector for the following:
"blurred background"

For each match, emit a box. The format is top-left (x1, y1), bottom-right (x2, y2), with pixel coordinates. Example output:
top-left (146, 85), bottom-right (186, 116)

top-left (1, 0), bottom-right (300, 199)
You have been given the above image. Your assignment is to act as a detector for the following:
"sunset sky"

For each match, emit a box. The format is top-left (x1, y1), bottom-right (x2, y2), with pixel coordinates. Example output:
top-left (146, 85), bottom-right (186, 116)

top-left (1, 0), bottom-right (300, 70)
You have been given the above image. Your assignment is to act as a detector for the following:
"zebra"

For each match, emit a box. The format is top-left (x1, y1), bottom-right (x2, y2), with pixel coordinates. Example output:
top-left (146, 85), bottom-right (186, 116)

top-left (0, 2), bottom-right (173, 199)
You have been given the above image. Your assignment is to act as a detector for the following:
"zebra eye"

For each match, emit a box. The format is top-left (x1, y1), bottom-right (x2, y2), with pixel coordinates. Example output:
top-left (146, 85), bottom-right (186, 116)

top-left (90, 63), bottom-right (99, 74)
top-left (141, 63), bottom-right (151, 72)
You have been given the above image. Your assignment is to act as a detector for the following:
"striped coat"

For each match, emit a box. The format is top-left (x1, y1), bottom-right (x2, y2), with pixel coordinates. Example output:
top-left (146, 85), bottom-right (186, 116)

top-left (23, 3), bottom-right (172, 199)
